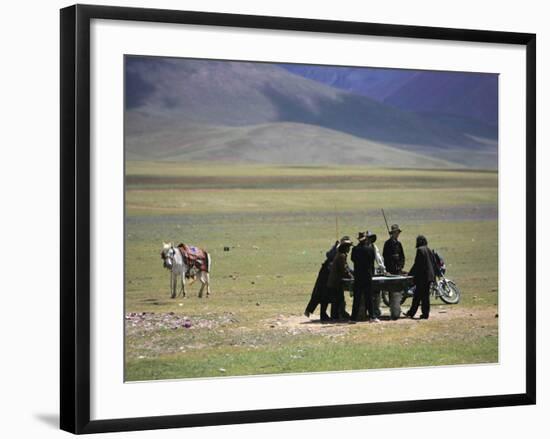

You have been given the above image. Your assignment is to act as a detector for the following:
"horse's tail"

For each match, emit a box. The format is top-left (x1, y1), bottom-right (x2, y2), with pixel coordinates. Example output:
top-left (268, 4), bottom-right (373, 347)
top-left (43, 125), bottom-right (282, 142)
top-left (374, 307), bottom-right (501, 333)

top-left (206, 251), bottom-right (211, 273)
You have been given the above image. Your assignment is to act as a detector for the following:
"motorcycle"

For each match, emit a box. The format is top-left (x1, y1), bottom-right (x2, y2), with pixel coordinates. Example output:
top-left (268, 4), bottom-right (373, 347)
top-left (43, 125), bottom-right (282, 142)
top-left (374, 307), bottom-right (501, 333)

top-left (381, 259), bottom-right (461, 306)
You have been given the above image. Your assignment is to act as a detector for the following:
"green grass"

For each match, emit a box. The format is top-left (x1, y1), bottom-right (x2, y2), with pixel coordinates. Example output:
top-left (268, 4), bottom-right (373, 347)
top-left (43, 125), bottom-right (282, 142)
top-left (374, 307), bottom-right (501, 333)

top-left (125, 161), bottom-right (498, 381)
top-left (127, 334), bottom-right (498, 381)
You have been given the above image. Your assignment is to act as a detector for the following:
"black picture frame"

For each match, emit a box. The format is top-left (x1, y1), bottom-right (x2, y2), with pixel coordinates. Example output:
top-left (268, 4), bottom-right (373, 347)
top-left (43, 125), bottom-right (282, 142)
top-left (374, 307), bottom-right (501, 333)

top-left (60, 4), bottom-right (536, 434)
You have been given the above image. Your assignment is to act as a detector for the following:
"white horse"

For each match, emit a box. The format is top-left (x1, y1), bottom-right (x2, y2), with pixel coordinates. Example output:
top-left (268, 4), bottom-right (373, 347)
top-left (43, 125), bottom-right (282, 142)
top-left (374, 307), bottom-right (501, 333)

top-left (160, 242), bottom-right (211, 299)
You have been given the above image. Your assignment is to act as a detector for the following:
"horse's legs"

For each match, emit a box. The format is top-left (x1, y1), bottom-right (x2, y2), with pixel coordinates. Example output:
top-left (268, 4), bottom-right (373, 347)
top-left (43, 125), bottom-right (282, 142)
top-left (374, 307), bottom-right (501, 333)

top-left (196, 272), bottom-right (208, 298)
top-left (197, 272), bottom-right (210, 298)
top-left (180, 274), bottom-right (187, 298)
top-left (205, 273), bottom-right (211, 297)
top-left (170, 273), bottom-right (176, 299)
top-left (197, 278), bottom-right (205, 298)
top-left (205, 253), bottom-right (211, 297)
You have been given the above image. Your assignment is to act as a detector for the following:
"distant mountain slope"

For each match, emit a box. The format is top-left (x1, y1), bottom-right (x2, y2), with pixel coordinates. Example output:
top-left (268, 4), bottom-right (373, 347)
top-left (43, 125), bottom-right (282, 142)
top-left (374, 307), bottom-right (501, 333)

top-left (384, 71), bottom-right (498, 126)
top-left (282, 65), bottom-right (498, 126)
top-left (282, 64), bottom-right (415, 102)
top-left (125, 57), bottom-right (497, 168)
top-left (126, 118), bottom-right (461, 168)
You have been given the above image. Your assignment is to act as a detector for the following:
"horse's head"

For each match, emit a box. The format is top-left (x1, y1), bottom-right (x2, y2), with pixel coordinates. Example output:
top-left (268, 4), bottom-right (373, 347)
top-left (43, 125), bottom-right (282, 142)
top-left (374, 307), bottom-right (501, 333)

top-left (160, 242), bottom-right (176, 270)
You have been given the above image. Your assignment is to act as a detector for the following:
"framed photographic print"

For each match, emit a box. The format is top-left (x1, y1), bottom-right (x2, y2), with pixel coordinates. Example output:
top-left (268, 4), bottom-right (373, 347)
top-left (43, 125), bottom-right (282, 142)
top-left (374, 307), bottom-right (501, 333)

top-left (60, 4), bottom-right (536, 434)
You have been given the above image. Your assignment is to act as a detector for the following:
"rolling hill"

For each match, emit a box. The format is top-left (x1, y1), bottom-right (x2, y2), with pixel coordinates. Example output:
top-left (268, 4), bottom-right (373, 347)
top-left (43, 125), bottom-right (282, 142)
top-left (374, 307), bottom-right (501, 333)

top-left (126, 119), bottom-right (460, 168)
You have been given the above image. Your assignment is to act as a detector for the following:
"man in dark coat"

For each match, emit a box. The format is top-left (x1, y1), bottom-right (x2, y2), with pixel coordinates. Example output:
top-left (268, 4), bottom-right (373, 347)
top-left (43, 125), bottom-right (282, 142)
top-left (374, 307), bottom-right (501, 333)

top-left (382, 224), bottom-right (406, 319)
top-left (326, 237), bottom-right (353, 321)
top-left (383, 224), bottom-right (405, 275)
top-left (304, 239), bottom-right (340, 320)
top-left (350, 232), bottom-right (377, 322)
top-left (405, 235), bottom-right (437, 319)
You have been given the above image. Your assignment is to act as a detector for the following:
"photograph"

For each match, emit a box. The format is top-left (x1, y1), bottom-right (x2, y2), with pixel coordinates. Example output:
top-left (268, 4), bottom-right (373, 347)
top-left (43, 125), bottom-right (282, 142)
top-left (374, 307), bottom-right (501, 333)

top-left (124, 55), bottom-right (499, 382)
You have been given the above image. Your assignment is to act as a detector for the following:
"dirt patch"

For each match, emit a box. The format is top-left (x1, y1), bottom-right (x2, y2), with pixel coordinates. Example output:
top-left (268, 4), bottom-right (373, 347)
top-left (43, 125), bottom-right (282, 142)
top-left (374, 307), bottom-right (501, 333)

top-left (125, 311), bottom-right (239, 333)
top-left (265, 314), bottom-right (349, 336)
top-left (265, 306), bottom-right (497, 336)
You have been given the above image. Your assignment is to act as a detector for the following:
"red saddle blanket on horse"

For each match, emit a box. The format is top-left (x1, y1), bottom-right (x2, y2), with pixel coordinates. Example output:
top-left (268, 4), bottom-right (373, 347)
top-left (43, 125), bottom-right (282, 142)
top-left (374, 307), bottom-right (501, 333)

top-left (177, 243), bottom-right (209, 272)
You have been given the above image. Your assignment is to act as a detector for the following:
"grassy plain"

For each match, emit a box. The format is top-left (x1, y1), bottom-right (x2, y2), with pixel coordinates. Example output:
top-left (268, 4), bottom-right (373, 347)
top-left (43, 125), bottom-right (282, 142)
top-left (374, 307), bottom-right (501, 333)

top-left (125, 161), bottom-right (498, 381)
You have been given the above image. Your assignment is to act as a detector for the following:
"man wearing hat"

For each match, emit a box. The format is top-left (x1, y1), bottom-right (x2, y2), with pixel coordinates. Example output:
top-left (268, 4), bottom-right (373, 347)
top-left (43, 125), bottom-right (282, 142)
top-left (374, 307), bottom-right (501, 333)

top-left (383, 224), bottom-right (406, 320)
top-left (350, 232), bottom-right (376, 322)
top-left (404, 235), bottom-right (437, 319)
top-left (304, 238), bottom-right (341, 320)
top-left (326, 236), bottom-right (353, 321)
top-left (383, 224), bottom-right (405, 275)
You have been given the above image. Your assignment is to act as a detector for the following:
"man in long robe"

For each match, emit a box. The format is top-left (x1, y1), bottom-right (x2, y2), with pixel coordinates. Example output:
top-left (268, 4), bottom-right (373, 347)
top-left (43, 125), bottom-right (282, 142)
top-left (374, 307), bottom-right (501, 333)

top-left (405, 235), bottom-right (437, 319)
top-left (304, 240), bottom-right (340, 320)
top-left (326, 237), bottom-right (353, 321)
top-left (350, 232), bottom-right (376, 322)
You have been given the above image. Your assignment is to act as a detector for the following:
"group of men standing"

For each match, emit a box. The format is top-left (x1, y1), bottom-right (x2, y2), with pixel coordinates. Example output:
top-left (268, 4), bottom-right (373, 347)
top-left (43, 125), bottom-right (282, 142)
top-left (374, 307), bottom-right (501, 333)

top-left (304, 223), bottom-right (437, 322)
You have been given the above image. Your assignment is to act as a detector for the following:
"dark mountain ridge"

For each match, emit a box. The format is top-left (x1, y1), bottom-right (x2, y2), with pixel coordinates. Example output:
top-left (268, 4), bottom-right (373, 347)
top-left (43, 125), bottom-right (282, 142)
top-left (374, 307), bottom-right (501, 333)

top-left (282, 64), bottom-right (498, 126)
